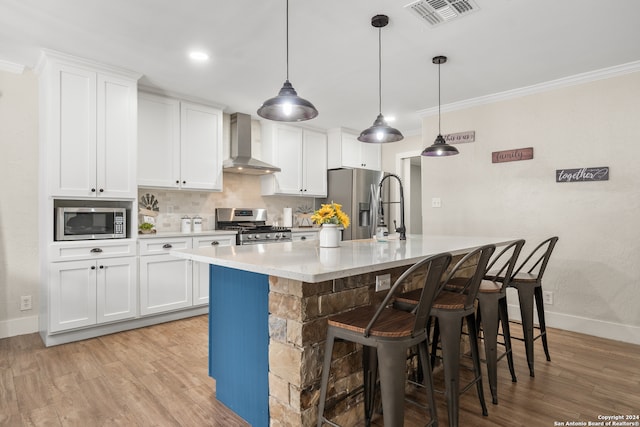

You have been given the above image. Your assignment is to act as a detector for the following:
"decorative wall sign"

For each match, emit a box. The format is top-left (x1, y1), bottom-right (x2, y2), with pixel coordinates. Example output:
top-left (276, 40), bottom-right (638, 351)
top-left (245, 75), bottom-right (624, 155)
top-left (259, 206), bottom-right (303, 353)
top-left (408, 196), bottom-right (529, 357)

top-left (492, 147), bottom-right (534, 163)
top-left (444, 130), bottom-right (475, 144)
top-left (556, 167), bottom-right (609, 183)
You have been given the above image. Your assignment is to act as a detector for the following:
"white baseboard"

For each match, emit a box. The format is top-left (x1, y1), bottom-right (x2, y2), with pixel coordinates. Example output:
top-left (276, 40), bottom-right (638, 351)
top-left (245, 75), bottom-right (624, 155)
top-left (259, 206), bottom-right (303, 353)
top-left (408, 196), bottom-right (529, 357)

top-left (0, 315), bottom-right (39, 339)
top-left (507, 304), bottom-right (640, 346)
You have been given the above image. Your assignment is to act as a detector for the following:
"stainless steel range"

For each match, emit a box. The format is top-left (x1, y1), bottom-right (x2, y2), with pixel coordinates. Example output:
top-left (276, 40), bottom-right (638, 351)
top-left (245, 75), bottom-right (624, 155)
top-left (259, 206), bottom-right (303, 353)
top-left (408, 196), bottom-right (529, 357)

top-left (215, 208), bottom-right (292, 245)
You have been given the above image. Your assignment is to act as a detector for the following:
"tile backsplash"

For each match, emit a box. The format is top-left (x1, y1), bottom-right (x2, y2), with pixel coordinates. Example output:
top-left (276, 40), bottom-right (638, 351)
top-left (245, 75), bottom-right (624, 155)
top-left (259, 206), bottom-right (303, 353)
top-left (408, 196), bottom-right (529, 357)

top-left (138, 173), bottom-right (315, 232)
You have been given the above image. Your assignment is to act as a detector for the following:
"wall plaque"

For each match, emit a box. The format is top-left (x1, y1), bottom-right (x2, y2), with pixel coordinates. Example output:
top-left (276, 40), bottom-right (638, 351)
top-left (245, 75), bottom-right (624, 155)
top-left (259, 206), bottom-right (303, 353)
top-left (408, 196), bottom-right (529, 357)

top-left (444, 131), bottom-right (475, 144)
top-left (492, 147), bottom-right (534, 163)
top-left (556, 167), bottom-right (609, 183)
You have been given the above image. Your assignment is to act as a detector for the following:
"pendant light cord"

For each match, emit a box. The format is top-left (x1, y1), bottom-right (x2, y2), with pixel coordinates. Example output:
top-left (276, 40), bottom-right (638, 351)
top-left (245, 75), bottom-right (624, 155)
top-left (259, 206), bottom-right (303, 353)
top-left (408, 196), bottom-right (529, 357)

top-left (438, 61), bottom-right (441, 134)
top-left (378, 26), bottom-right (382, 114)
top-left (285, 0), bottom-right (289, 81)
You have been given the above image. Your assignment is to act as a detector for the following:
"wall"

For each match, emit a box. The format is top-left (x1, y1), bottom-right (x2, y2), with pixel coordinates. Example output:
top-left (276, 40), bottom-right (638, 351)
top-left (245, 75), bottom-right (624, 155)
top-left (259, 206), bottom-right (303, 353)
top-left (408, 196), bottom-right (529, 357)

top-left (382, 71), bottom-right (640, 344)
top-left (139, 174), bottom-right (314, 231)
top-left (0, 69), bottom-right (39, 336)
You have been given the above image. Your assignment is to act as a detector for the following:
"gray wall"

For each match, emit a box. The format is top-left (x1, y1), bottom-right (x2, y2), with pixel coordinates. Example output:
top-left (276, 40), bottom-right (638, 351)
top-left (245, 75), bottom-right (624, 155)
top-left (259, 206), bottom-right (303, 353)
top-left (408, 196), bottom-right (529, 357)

top-left (382, 70), bottom-right (640, 344)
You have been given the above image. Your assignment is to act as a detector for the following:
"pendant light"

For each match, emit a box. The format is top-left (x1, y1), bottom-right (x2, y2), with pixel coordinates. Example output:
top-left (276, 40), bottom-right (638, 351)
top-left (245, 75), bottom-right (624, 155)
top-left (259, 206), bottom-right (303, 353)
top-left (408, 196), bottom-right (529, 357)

top-left (422, 55), bottom-right (459, 156)
top-left (257, 0), bottom-right (318, 122)
top-left (358, 14), bottom-right (403, 144)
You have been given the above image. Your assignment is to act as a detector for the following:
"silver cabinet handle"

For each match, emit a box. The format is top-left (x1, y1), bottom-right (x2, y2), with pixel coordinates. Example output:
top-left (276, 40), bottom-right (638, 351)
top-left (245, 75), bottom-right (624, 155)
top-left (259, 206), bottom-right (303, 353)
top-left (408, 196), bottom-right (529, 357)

top-left (90, 248), bottom-right (103, 253)
top-left (300, 236), bottom-right (307, 240)
top-left (211, 241), bottom-right (220, 246)
top-left (162, 243), bottom-right (172, 249)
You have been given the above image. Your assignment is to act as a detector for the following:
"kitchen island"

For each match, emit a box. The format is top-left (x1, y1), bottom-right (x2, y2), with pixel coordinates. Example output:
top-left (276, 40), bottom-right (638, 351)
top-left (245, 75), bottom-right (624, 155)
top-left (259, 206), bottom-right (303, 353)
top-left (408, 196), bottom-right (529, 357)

top-left (171, 235), bottom-right (517, 427)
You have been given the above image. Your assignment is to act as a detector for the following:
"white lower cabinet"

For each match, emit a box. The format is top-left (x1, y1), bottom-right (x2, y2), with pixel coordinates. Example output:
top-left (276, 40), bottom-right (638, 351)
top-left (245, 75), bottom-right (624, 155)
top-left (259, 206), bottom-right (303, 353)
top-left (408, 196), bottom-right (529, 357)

top-left (139, 253), bottom-right (193, 315)
top-left (292, 230), bottom-right (319, 242)
top-left (192, 234), bottom-right (236, 306)
top-left (139, 234), bottom-right (236, 314)
top-left (49, 256), bottom-right (137, 333)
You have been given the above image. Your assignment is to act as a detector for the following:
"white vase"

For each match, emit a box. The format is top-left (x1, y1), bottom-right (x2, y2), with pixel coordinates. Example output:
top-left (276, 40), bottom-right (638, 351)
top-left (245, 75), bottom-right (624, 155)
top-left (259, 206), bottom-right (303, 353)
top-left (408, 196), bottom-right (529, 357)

top-left (319, 224), bottom-right (341, 248)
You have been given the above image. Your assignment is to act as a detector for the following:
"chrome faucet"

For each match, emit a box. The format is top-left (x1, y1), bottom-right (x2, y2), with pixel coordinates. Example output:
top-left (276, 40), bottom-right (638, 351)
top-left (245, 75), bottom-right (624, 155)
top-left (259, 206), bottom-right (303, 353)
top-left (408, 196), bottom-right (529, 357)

top-left (378, 173), bottom-right (406, 240)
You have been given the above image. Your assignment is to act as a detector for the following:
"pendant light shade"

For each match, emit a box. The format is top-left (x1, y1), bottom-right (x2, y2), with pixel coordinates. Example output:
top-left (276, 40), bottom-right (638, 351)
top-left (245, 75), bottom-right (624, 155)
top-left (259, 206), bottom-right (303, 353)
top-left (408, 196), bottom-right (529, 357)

top-left (257, 0), bottom-right (318, 122)
top-left (358, 14), bottom-right (403, 144)
top-left (422, 55), bottom-right (459, 157)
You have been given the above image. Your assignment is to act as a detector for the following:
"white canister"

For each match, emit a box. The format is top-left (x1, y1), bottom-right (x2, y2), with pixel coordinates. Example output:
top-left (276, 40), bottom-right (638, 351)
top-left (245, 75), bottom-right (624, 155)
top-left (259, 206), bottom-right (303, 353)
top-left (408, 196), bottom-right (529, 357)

top-left (181, 216), bottom-right (192, 233)
top-left (192, 215), bottom-right (202, 233)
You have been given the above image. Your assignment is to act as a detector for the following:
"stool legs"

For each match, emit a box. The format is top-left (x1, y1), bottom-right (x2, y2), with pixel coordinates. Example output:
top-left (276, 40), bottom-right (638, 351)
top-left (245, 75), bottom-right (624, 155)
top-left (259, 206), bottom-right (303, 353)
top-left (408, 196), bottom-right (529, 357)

top-left (362, 346), bottom-right (378, 425)
top-left (534, 286), bottom-right (551, 362)
top-left (498, 297), bottom-right (518, 383)
top-left (435, 311), bottom-right (488, 427)
top-left (317, 329), bottom-right (336, 427)
top-left (515, 283), bottom-right (551, 377)
top-left (476, 295), bottom-right (517, 405)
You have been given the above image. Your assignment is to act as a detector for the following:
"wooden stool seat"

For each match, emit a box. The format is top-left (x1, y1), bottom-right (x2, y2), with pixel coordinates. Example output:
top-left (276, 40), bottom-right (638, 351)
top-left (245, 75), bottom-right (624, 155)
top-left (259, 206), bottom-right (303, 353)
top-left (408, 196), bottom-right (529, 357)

top-left (328, 305), bottom-right (416, 338)
top-left (431, 291), bottom-right (466, 310)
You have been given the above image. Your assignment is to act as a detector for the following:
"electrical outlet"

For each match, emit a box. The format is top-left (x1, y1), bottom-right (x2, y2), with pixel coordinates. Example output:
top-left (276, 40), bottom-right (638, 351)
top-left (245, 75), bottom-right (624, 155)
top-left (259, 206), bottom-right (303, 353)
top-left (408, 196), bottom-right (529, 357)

top-left (20, 295), bottom-right (32, 311)
top-left (431, 197), bottom-right (441, 208)
top-left (375, 274), bottom-right (391, 292)
top-left (543, 291), bottom-right (553, 305)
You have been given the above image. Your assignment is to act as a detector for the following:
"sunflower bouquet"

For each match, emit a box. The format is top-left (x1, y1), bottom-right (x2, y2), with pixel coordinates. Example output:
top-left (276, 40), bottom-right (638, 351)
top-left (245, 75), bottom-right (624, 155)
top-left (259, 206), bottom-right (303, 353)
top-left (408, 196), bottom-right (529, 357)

top-left (311, 202), bottom-right (350, 229)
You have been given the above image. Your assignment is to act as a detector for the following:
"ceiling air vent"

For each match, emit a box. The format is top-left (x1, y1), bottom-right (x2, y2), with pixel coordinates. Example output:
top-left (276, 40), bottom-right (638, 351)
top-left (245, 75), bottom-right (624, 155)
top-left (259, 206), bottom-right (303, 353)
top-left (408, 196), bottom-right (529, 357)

top-left (404, 0), bottom-right (480, 27)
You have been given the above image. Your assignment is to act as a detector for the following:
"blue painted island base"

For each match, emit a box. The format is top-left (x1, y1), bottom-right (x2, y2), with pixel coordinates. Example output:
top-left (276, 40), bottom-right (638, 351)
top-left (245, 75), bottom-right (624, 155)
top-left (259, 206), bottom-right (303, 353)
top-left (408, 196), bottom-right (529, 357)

top-left (209, 265), bottom-right (269, 427)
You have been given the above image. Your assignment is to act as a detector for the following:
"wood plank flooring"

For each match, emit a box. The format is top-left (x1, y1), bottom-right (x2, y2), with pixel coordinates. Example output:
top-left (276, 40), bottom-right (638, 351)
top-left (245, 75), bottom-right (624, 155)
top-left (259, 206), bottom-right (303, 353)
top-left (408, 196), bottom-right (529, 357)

top-left (1, 316), bottom-right (638, 426)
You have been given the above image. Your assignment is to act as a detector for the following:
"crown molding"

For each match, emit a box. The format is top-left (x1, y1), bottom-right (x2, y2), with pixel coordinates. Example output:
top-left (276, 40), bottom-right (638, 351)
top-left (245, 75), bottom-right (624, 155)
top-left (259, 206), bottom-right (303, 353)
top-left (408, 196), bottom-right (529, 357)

top-left (0, 59), bottom-right (25, 74)
top-left (418, 60), bottom-right (640, 117)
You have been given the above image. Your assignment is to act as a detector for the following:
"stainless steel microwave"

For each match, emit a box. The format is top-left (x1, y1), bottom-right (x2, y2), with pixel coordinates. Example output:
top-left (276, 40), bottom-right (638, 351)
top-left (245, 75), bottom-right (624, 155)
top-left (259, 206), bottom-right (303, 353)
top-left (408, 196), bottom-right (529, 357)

top-left (55, 207), bottom-right (127, 241)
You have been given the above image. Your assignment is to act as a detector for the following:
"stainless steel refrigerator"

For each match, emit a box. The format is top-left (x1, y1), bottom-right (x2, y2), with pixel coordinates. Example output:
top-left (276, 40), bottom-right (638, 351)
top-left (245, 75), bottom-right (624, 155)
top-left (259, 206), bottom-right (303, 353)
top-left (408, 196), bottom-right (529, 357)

top-left (321, 168), bottom-right (389, 240)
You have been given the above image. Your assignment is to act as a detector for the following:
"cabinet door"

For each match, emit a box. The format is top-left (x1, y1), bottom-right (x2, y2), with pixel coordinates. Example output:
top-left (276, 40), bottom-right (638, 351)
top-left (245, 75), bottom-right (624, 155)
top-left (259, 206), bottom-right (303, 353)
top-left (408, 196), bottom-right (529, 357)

top-left (49, 63), bottom-right (98, 197)
top-left (139, 254), bottom-right (193, 315)
top-left (192, 235), bottom-right (236, 306)
top-left (49, 260), bottom-right (97, 332)
top-left (360, 142), bottom-right (381, 171)
top-left (96, 257), bottom-right (137, 323)
top-left (138, 93), bottom-right (181, 188)
top-left (302, 129), bottom-right (327, 197)
top-left (96, 74), bottom-right (137, 198)
top-left (340, 132), bottom-right (363, 169)
top-left (180, 102), bottom-right (223, 191)
top-left (273, 125), bottom-right (303, 194)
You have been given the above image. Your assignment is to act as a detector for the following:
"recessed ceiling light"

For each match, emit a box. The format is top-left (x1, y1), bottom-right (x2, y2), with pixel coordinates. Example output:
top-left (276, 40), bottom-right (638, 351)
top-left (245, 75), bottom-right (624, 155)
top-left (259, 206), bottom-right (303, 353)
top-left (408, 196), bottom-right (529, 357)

top-left (188, 51), bottom-right (209, 61)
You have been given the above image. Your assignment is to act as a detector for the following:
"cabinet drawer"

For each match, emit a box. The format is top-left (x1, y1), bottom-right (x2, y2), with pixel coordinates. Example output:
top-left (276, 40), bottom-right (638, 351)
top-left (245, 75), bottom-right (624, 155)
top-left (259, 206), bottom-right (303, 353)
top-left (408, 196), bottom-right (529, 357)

top-left (49, 240), bottom-right (136, 262)
top-left (193, 234), bottom-right (236, 248)
top-left (292, 231), bottom-right (319, 241)
top-left (138, 237), bottom-right (192, 255)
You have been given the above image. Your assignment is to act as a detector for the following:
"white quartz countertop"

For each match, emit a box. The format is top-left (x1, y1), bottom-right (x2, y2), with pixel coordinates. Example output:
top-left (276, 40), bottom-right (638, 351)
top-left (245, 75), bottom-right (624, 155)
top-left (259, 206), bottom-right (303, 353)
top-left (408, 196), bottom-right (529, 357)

top-left (171, 235), bottom-right (518, 283)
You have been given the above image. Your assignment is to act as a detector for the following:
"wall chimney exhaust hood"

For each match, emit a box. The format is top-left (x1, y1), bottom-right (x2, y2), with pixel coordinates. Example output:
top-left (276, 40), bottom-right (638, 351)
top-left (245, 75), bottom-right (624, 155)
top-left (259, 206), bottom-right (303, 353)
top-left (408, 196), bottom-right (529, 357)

top-left (223, 113), bottom-right (281, 175)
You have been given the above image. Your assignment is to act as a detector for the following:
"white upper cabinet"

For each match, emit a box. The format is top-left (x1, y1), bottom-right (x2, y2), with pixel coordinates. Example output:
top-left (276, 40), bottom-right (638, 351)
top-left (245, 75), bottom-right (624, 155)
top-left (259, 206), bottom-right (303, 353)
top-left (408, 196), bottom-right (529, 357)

top-left (138, 93), bottom-right (223, 191)
top-left (260, 122), bottom-right (327, 197)
top-left (327, 128), bottom-right (381, 171)
top-left (38, 51), bottom-right (139, 198)
top-left (137, 93), bottom-right (180, 188)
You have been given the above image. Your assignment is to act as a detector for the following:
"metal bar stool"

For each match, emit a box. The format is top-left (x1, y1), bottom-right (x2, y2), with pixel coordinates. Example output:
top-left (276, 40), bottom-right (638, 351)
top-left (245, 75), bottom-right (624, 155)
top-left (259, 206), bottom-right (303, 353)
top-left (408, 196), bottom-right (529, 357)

top-left (502, 236), bottom-right (559, 377)
top-left (317, 252), bottom-right (452, 427)
top-left (395, 244), bottom-right (496, 427)
top-left (471, 239), bottom-right (525, 404)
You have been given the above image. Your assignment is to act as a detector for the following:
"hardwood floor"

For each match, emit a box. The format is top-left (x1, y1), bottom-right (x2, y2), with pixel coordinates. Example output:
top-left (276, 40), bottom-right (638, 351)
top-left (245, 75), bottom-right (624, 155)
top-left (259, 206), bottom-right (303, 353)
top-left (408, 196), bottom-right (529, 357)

top-left (1, 316), bottom-right (638, 426)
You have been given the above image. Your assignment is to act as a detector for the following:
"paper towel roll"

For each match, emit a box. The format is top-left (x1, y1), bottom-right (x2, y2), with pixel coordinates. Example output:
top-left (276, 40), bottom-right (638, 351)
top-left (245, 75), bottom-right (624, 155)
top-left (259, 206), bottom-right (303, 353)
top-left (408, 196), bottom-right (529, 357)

top-left (283, 207), bottom-right (293, 227)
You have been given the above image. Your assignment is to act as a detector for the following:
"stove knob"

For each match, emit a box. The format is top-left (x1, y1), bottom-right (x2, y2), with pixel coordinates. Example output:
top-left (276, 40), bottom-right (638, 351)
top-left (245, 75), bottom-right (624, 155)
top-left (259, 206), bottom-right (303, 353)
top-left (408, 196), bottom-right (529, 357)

top-left (246, 234), bottom-right (253, 240)
top-left (265, 234), bottom-right (271, 239)
top-left (275, 233), bottom-right (282, 239)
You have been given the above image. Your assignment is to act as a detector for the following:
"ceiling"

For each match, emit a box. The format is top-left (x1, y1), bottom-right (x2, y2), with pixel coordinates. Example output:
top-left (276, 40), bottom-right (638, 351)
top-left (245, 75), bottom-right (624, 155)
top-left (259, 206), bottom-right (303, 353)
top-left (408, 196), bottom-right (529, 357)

top-left (2, 0), bottom-right (640, 135)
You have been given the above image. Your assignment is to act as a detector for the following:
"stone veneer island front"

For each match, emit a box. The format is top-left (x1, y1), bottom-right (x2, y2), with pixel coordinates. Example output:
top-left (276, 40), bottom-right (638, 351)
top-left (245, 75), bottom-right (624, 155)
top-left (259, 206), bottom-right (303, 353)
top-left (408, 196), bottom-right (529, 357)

top-left (171, 234), bottom-right (516, 427)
